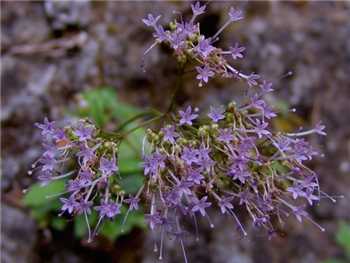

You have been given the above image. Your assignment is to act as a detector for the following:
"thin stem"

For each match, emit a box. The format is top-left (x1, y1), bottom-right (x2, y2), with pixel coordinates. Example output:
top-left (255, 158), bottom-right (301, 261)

top-left (166, 65), bottom-right (185, 115)
top-left (116, 110), bottom-right (162, 132)
top-left (122, 115), bottom-right (164, 137)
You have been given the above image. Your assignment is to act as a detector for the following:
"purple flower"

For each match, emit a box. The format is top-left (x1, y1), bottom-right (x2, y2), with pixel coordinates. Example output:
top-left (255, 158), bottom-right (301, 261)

top-left (303, 189), bottom-right (319, 205)
top-left (179, 106), bottom-right (198, 126)
top-left (197, 146), bottom-right (211, 160)
top-left (254, 119), bottom-right (271, 138)
top-left (259, 80), bottom-right (274, 93)
top-left (142, 14), bottom-right (161, 27)
top-left (40, 154), bottom-right (57, 172)
top-left (191, 1), bottom-right (206, 17)
top-left (300, 176), bottom-right (318, 189)
top-left (73, 123), bottom-right (94, 141)
top-left (230, 43), bottom-right (245, 59)
top-left (165, 190), bottom-right (181, 206)
top-left (154, 25), bottom-right (168, 42)
top-left (76, 144), bottom-right (96, 166)
top-left (181, 147), bottom-right (199, 165)
top-left (143, 152), bottom-right (166, 176)
top-left (37, 171), bottom-right (52, 186)
top-left (145, 212), bottom-right (163, 230)
top-left (208, 105), bottom-right (225, 122)
top-left (79, 168), bottom-right (93, 180)
top-left (196, 150), bottom-right (215, 171)
top-left (99, 157), bottom-right (118, 176)
top-left (314, 122), bottom-right (326, 136)
top-left (60, 196), bottom-right (77, 214)
top-left (52, 128), bottom-right (67, 141)
top-left (287, 184), bottom-right (305, 200)
top-left (77, 169), bottom-right (93, 187)
top-left (292, 138), bottom-right (318, 162)
top-left (292, 206), bottom-right (308, 223)
top-left (228, 162), bottom-right (251, 184)
top-left (218, 196), bottom-right (234, 214)
top-left (169, 30), bottom-right (187, 51)
top-left (246, 73), bottom-right (260, 87)
top-left (253, 216), bottom-right (269, 228)
top-left (250, 95), bottom-right (277, 119)
top-left (35, 117), bottom-right (56, 137)
top-left (179, 21), bottom-right (198, 35)
top-left (196, 65), bottom-right (214, 87)
top-left (161, 125), bottom-right (179, 144)
top-left (238, 190), bottom-right (251, 206)
top-left (95, 202), bottom-right (121, 218)
top-left (191, 196), bottom-right (211, 216)
top-left (177, 180), bottom-right (194, 198)
top-left (124, 196), bottom-right (140, 211)
top-left (186, 168), bottom-right (204, 185)
top-left (67, 179), bottom-right (83, 192)
top-left (228, 7), bottom-right (244, 22)
top-left (217, 129), bottom-right (234, 143)
top-left (195, 38), bottom-right (215, 58)
top-left (76, 199), bottom-right (93, 215)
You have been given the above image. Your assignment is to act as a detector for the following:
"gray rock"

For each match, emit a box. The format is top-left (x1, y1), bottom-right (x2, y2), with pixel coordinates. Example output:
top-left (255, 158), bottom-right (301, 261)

top-left (44, 0), bottom-right (91, 31)
top-left (1, 205), bottom-right (37, 263)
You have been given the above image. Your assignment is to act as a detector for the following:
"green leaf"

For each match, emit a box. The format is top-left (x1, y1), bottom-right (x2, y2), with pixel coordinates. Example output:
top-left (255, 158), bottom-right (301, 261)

top-left (100, 210), bottom-right (145, 241)
top-left (119, 174), bottom-right (144, 194)
top-left (74, 212), bottom-right (98, 238)
top-left (79, 87), bottom-right (141, 128)
top-left (23, 180), bottom-right (65, 207)
top-left (51, 217), bottom-right (68, 231)
top-left (270, 161), bottom-right (289, 174)
top-left (336, 222), bottom-right (350, 258)
top-left (118, 159), bottom-right (142, 174)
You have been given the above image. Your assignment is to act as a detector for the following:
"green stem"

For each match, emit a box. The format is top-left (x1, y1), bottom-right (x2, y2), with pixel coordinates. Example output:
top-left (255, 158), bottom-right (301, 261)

top-left (122, 115), bottom-right (164, 137)
top-left (166, 65), bottom-right (185, 114)
top-left (116, 110), bottom-right (162, 132)
top-left (114, 65), bottom-right (185, 139)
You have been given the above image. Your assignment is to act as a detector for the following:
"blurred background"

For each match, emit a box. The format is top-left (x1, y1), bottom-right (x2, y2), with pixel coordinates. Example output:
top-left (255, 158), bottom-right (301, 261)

top-left (1, 1), bottom-right (350, 263)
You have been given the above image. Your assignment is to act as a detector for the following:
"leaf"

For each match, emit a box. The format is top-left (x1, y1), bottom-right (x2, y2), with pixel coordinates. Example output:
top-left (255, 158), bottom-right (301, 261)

top-left (270, 161), bottom-right (289, 174)
top-left (51, 217), bottom-right (68, 231)
top-left (336, 222), bottom-right (350, 258)
top-left (100, 210), bottom-right (145, 241)
top-left (74, 212), bottom-right (98, 239)
top-left (79, 87), bottom-right (141, 128)
top-left (23, 180), bottom-right (65, 207)
top-left (118, 159), bottom-right (142, 174)
top-left (119, 174), bottom-right (144, 194)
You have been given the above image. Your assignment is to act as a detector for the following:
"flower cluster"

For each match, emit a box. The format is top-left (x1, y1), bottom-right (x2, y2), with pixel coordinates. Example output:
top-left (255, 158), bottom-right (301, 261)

top-left (28, 2), bottom-right (335, 262)
top-left (30, 118), bottom-right (141, 241)
top-left (142, 95), bottom-right (328, 260)
top-left (143, 2), bottom-right (259, 87)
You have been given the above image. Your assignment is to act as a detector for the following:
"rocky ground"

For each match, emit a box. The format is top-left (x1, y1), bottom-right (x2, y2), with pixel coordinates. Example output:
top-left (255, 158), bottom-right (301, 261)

top-left (1, 1), bottom-right (350, 263)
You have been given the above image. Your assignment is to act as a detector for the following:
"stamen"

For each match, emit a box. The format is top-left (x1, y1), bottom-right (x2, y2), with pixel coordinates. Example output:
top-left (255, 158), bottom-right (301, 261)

top-left (205, 214), bottom-right (215, 228)
top-left (153, 241), bottom-right (158, 253)
top-left (176, 217), bottom-right (188, 263)
top-left (144, 42), bottom-right (158, 56)
top-left (228, 209), bottom-right (247, 236)
top-left (85, 211), bottom-right (92, 242)
top-left (212, 20), bottom-right (232, 40)
top-left (192, 214), bottom-right (200, 241)
top-left (159, 226), bottom-right (164, 260)
top-left (121, 208), bottom-right (131, 233)
top-left (93, 216), bottom-right (104, 237)
top-left (51, 170), bottom-right (75, 180)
